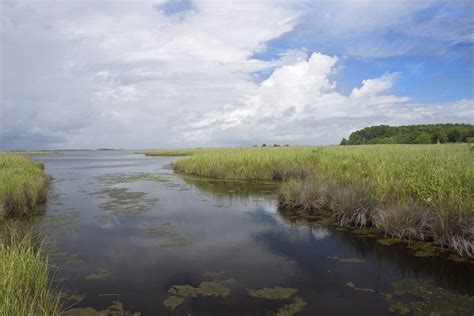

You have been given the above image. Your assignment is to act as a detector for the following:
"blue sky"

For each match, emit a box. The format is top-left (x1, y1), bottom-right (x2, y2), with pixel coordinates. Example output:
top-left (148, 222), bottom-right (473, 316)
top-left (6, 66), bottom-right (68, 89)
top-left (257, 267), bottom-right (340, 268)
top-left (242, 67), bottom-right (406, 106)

top-left (253, 0), bottom-right (473, 103)
top-left (1, 0), bottom-right (473, 149)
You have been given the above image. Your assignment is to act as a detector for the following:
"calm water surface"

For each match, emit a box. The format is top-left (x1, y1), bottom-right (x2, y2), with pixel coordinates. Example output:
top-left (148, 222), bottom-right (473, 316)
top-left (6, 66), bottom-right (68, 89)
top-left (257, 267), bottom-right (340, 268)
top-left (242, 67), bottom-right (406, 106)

top-left (34, 151), bottom-right (474, 315)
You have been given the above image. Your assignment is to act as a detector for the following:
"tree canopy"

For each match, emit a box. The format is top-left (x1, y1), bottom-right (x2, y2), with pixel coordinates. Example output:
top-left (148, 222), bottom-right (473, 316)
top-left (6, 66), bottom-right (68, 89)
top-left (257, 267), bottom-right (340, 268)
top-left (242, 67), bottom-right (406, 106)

top-left (341, 124), bottom-right (474, 145)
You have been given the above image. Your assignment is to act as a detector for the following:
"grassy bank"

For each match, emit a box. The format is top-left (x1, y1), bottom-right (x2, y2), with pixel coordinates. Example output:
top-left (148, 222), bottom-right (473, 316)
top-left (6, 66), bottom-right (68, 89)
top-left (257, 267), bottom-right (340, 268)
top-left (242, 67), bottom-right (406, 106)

top-left (147, 145), bottom-right (474, 255)
top-left (0, 221), bottom-right (61, 315)
top-left (0, 153), bottom-right (60, 315)
top-left (0, 152), bottom-right (51, 218)
top-left (145, 148), bottom-right (201, 156)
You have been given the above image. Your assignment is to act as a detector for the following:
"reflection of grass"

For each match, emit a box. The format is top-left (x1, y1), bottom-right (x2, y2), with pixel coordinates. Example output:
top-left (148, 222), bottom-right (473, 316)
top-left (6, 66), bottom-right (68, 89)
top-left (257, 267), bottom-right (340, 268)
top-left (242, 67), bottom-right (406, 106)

top-left (181, 175), bottom-right (278, 201)
top-left (0, 152), bottom-right (50, 218)
top-left (0, 221), bottom-right (62, 315)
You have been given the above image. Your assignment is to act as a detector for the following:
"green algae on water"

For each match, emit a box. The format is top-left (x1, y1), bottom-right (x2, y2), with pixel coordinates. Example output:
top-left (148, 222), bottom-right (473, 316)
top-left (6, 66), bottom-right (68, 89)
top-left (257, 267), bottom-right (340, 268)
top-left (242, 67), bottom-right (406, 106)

top-left (378, 238), bottom-right (405, 246)
top-left (346, 281), bottom-right (375, 293)
top-left (351, 227), bottom-right (377, 237)
top-left (248, 287), bottom-right (297, 300)
top-left (384, 279), bottom-right (474, 316)
top-left (163, 276), bottom-right (235, 310)
top-left (248, 287), bottom-right (306, 316)
top-left (96, 172), bottom-right (173, 185)
top-left (328, 256), bottom-right (365, 263)
top-left (407, 241), bottom-right (442, 257)
top-left (63, 300), bottom-right (140, 316)
top-left (93, 187), bottom-right (159, 216)
top-left (84, 268), bottom-right (112, 280)
top-left (163, 295), bottom-right (185, 311)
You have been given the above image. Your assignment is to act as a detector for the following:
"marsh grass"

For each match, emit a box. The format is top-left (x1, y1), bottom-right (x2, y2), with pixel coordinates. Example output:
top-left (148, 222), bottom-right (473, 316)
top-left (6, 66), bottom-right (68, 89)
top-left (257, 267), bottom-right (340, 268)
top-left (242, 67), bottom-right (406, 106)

top-left (156, 144), bottom-right (473, 255)
top-left (145, 148), bottom-right (201, 156)
top-left (0, 152), bottom-right (51, 218)
top-left (0, 221), bottom-right (61, 316)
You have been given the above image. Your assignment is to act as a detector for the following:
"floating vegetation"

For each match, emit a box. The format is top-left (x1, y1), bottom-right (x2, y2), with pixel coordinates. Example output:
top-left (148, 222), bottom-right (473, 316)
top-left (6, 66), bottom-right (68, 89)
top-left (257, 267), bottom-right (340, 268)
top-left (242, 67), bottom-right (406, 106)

top-left (346, 281), bottom-right (375, 293)
top-left (248, 287), bottom-right (306, 316)
top-left (63, 300), bottom-right (140, 316)
top-left (248, 287), bottom-right (297, 300)
top-left (163, 274), bottom-right (235, 311)
top-left (140, 218), bottom-right (188, 248)
top-left (96, 172), bottom-right (174, 186)
top-left (378, 238), bottom-right (405, 246)
top-left (384, 279), bottom-right (474, 316)
top-left (381, 293), bottom-right (411, 315)
top-left (328, 256), bottom-right (365, 264)
top-left (203, 271), bottom-right (226, 279)
top-left (43, 210), bottom-right (80, 229)
top-left (163, 295), bottom-right (185, 310)
top-left (92, 188), bottom-right (158, 216)
top-left (351, 227), bottom-right (377, 237)
top-left (94, 214), bottom-right (116, 225)
top-left (447, 253), bottom-right (473, 263)
top-left (84, 268), bottom-right (112, 280)
top-left (63, 293), bottom-right (85, 302)
top-left (406, 241), bottom-right (442, 257)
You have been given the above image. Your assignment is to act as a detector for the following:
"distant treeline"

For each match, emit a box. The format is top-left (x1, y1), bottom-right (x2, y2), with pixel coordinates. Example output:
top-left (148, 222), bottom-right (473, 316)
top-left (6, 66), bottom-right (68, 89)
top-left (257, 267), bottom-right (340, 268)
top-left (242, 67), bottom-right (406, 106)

top-left (340, 124), bottom-right (474, 145)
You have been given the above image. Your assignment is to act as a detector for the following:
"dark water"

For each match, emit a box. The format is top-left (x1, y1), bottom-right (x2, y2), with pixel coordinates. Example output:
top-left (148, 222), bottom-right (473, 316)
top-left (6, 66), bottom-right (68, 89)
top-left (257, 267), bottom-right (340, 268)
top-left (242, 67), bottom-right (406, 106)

top-left (34, 151), bottom-right (474, 315)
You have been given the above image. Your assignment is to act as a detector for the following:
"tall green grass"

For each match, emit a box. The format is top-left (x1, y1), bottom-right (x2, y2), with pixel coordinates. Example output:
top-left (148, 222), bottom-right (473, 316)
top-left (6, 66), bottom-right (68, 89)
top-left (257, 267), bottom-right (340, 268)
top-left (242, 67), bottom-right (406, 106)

top-left (0, 221), bottom-right (61, 315)
top-left (154, 144), bottom-right (474, 255)
top-left (0, 153), bottom-right (60, 314)
top-left (0, 152), bottom-right (50, 218)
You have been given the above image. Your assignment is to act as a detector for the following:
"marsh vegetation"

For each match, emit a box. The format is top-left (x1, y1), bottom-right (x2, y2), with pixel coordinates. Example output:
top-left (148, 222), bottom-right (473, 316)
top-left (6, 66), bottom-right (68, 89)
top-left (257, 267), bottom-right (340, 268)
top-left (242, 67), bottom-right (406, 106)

top-left (0, 152), bottom-right (51, 218)
top-left (0, 153), bottom-right (60, 315)
top-left (2, 150), bottom-right (472, 315)
top-left (146, 144), bottom-right (474, 255)
top-left (0, 221), bottom-right (61, 316)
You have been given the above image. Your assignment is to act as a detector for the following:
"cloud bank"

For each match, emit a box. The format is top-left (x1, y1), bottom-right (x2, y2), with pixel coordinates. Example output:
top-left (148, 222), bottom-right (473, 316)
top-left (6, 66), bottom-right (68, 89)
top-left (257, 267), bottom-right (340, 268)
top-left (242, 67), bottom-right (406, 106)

top-left (1, 0), bottom-right (472, 149)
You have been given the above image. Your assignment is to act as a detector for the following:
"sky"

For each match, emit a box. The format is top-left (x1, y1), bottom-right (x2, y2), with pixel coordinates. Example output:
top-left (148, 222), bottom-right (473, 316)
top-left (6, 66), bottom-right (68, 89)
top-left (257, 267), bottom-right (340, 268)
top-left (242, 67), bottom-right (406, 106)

top-left (1, 0), bottom-right (473, 150)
